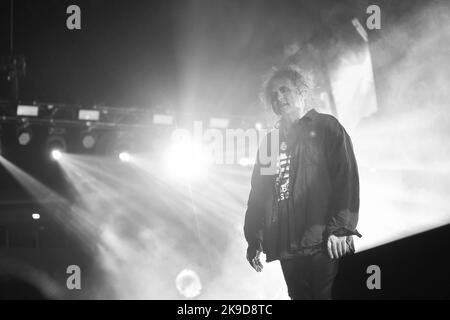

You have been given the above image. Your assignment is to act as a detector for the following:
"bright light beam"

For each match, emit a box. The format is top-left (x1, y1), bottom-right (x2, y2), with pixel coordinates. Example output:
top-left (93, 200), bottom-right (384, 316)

top-left (51, 149), bottom-right (63, 160)
top-left (164, 141), bottom-right (212, 181)
top-left (119, 152), bottom-right (131, 162)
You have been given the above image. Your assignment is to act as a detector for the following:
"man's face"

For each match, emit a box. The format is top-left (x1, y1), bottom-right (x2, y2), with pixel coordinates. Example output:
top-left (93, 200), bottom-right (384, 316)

top-left (270, 77), bottom-right (306, 121)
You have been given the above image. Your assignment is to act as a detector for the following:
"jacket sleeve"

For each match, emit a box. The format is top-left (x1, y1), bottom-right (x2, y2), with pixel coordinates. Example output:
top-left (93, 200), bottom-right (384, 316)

top-left (244, 132), bottom-right (273, 251)
top-left (326, 120), bottom-right (362, 238)
top-left (243, 156), bottom-right (264, 251)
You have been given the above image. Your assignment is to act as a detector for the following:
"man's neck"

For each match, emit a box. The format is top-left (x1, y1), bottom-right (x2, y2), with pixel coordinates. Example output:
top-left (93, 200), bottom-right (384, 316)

top-left (281, 108), bottom-right (308, 128)
top-left (279, 116), bottom-right (298, 139)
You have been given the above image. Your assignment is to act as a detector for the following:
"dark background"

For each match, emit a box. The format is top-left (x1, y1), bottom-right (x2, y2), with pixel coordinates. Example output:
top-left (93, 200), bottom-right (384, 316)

top-left (0, 0), bottom-right (431, 115)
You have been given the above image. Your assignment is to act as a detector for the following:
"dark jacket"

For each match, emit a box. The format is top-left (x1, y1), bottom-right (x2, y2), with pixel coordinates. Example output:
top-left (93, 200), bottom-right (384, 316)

top-left (244, 109), bottom-right (361, 262)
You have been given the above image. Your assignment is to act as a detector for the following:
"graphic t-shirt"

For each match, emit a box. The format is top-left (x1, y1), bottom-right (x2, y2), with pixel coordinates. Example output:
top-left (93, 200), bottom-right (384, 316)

top-left (276, 141), bottom-right (291, 202)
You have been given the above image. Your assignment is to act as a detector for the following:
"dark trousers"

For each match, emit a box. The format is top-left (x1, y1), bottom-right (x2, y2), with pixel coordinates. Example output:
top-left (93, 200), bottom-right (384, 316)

top-left (280, 251), bottom-right (339, 300)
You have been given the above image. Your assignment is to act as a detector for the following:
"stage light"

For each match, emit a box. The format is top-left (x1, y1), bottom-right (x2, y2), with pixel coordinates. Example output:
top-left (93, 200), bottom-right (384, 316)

top-left (111, 131), bottom-right (136, 161)
top-left (238, 157), bottom-right (251, 167)
top-left (82, 134), bottom-right (96, 149)
top-left (165, 141), bottom-right (212, 180)
top-left (17, 105), bottom-right (39, 117)
top-left (17, 128), bottom-right (32, 146)
top-left (80, 130), bottom-right (97, 149)
top-left (31, 213), bottom-right (40, 220)
top-left (119, 152), bottom-right (131, 162)
top-left (209, 117), bottom-right (229, 129)
top-left (78, 109), bottom-right (100, 121)
top-left (330, 42), bottom-right (377, 129)
top-left (153, 114), bottom-right (173, 125)
top-left (46, 132), bottom-right (66, 160)
top-left (51, 149), bottom-right (62, 160)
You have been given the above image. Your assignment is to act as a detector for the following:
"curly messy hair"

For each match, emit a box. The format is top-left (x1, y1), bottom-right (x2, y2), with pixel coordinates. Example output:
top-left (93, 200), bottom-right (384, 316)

top-left (260, 64), bottom-right (315, 115)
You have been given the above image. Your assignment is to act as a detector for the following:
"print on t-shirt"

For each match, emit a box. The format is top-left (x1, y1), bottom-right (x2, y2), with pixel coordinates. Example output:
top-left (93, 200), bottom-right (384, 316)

top-left (276, 143), bottom-right (291, 202)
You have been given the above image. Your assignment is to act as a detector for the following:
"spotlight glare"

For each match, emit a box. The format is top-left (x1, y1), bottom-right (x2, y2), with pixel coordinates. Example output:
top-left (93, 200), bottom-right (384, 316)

top-left (46, 134), bottom-right (67, 159)
top-left (239, 157), bottom-right (250, 167)
top-left (165, 142), bottom-right (211, 180)
top-left (51, 149), bottom-right (62, 160)
top-left (119, 152), bottom-right (131, 162)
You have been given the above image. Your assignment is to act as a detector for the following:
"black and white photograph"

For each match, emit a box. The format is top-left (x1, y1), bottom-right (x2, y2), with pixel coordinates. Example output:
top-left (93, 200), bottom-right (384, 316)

top-left (0, 0), bottom-right (449, 303)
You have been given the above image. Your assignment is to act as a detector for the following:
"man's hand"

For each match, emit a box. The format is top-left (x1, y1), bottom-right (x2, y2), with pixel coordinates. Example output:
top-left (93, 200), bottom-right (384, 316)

top-left (327, 234), bottom-right (349, 259)
top-left (247, 246), bottom-right (264, 272)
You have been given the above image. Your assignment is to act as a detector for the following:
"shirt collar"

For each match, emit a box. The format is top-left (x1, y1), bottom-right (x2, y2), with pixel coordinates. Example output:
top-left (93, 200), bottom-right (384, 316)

top-left (275, 108), bottom-right (318, 129)
top-left (302, 108), bottom-right (317, 121)
top-left (294, 108), bottom-right (317, 125)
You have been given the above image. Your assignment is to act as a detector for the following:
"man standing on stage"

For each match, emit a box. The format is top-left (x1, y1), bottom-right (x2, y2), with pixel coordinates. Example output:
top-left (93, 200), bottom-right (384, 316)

top-left (244, 65), bottom-right (361, 300)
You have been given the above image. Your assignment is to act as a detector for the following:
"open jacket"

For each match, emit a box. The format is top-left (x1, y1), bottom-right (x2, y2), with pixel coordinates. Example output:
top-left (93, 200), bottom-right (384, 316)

top-left (244, 109), bottom-right (361, 262)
